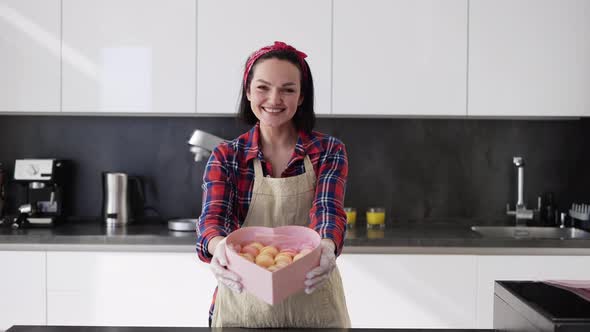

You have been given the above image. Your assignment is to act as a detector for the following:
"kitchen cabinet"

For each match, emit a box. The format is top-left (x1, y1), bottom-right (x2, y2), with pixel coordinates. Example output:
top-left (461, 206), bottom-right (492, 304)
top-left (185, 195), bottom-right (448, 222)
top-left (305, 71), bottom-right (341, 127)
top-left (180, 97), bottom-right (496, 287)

top-left (46, 251), bottom-right (479, 329)
top-left (61, 0), bottom-right (195, 113)
top-left (0, 251), bottom-right (46, 331)
top-left (0, 0), bottom-right (61, 112)
top-left (5, 248), bottom-right (590, 330)
top-left (476, 255), bottom-right (590, 329)
top-left (468, 0), bottom-right (590, 117)
top-left (46, 251), bottom-right (216, 327)
top-left (4, 0), bottom-right (588, 118)
top-left (332, 0), bottom-right (468, 116)
top-left (337, 254), bottom-right (477, 328)
top-left (196, 0), bottom-right (332, 115)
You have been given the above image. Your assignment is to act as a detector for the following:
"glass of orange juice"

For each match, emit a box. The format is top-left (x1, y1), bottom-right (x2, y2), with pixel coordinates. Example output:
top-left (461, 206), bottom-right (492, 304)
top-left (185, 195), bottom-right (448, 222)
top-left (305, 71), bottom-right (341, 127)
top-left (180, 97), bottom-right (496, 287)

top-left (344, 207), bottom-right (357, 227)
top-left (366, 207), bottom-right (386, 229)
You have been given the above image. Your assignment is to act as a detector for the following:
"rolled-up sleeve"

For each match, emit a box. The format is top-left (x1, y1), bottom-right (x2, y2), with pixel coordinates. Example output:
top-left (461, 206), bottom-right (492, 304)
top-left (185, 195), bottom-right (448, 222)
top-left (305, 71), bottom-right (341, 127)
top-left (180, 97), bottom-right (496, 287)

top-left (196, 145), bottom-right (240, 263)
top-left (309, 140), bottom-right (348, 256)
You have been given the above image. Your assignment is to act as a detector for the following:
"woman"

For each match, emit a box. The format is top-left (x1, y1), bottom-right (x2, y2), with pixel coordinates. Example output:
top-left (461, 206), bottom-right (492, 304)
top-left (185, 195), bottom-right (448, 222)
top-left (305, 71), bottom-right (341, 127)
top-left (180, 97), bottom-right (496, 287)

top-left (196, 41), bottom-right (350, 328)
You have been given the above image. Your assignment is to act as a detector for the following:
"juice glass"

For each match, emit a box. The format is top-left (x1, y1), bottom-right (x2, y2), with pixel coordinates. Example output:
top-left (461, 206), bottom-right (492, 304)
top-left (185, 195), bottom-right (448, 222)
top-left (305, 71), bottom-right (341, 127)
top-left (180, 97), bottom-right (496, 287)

top-left (344, 207), bottom-right (357, 227)
top-left (366, 207), bottom-right (386, 229)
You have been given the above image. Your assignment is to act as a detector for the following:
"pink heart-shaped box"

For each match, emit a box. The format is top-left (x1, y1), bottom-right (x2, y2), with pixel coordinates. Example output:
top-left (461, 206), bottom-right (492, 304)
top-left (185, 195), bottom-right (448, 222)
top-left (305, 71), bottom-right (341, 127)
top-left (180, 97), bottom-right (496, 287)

top-left (225, 225), bottom-right (321, 305)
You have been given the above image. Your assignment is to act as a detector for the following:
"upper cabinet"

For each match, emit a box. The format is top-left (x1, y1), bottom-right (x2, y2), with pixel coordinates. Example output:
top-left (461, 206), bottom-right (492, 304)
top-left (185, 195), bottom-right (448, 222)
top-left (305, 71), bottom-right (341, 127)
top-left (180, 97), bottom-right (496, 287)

top-left (0, 0), bottom-right (61, 112)
top-left (3, 1), bottom-right (589, 118)
top-left (61, 0), bottom-right (196, 113)
top-left (468, 0), bottom-right (590, 117)
top-left (196, 0), bottom-right (332, 115)
top-left (333, 0), bottom-right (468, 116)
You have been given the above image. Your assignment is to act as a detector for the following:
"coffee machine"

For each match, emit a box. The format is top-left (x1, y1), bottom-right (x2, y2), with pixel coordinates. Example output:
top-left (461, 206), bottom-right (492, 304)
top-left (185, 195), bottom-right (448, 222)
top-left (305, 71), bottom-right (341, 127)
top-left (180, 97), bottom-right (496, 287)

top-left (12, 159), bottom-right (68, 228)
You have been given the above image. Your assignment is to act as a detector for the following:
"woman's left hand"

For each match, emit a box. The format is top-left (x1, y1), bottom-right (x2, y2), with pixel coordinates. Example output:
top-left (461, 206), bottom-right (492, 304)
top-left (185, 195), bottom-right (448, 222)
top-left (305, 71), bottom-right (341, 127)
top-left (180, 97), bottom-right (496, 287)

top-left (304, 239), bottom-right (336, 294)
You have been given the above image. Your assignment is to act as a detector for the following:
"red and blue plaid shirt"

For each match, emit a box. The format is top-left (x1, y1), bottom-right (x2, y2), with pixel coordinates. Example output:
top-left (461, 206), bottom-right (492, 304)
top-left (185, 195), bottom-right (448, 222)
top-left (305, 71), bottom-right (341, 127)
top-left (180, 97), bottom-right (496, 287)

top-left (196, 123), bottom-right (348, 324)
top-left (196, 122), bottom-right (349, 262)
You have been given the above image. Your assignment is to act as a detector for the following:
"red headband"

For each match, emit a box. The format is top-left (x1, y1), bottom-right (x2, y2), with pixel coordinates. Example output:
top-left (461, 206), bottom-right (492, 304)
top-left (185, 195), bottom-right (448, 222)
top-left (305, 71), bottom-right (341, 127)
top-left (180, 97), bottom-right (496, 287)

top-left (243, 41), bottom-right (308, 88)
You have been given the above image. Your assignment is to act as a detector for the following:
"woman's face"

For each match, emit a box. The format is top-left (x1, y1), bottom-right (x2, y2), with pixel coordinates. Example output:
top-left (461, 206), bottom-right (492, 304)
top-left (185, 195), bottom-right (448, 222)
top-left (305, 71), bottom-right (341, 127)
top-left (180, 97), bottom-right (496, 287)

top-left (246, 58), bottom-right (303, 129)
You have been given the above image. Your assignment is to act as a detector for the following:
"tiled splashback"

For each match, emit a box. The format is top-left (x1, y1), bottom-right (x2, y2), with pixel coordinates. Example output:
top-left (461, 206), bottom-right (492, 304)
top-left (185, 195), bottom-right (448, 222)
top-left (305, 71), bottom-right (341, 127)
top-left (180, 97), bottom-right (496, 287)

top-left (1, 115), bottom-right (589, 223)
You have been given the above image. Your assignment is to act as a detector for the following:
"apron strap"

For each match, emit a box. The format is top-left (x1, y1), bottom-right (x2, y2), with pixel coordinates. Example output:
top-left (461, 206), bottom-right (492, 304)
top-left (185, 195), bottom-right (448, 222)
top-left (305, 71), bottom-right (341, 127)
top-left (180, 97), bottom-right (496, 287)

top-left (303, 155), bottom-right (316, 188)
top-left (303, 155), bottom-right (314, 174)
top-left (253, 158), bottom-right (264, 178)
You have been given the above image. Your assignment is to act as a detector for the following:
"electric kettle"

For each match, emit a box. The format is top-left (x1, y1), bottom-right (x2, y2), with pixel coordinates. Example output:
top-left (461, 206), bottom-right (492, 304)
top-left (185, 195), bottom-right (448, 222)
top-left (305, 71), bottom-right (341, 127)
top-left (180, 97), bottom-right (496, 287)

top-left (102, 172), bottom-right (144, 226)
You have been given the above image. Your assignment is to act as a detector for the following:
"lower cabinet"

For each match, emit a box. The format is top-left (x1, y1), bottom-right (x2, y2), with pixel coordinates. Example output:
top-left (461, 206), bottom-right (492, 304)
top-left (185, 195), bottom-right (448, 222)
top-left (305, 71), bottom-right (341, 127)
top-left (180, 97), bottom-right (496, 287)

top-left (46, 251), bottom-right (217, 327)
top-left (338, 254), bottom-right (590, 329)
top-left (3, 250), bottom-right (590, 330)
top-left (45, 252), bottom-right (481, 328)
top-left (337, 254), bottom-right (478, 328)
top-left (0, 251), bottom-right (46, 332)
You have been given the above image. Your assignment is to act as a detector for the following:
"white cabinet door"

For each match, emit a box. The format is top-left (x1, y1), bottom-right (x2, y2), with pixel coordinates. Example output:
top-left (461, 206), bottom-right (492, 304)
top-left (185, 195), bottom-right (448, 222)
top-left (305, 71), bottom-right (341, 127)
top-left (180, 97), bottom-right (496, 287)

top-left (61, 0), bottom-right (196, 113)
top-left (333, 0), bottom-right (468, 116)
top-left (197, 0), bottom-right (332, 115)
top-left (476, 255), bottom-right (590, 329)
top-left (337, 254), bottom-right (477, 328)
top-left (0, 251), bottom-right (46, 331)
top-left (0, 0), bottom-right (60, 112)
top-left (47, 252), bottom-right (217, 327)
top-left (468, 0), bottom-right (590, 117)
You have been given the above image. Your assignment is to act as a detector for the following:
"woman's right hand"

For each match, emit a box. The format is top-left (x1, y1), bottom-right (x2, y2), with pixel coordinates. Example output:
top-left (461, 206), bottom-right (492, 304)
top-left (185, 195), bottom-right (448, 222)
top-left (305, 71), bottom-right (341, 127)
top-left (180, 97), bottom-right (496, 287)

top-left (209, 237), bottom-right (243, 293)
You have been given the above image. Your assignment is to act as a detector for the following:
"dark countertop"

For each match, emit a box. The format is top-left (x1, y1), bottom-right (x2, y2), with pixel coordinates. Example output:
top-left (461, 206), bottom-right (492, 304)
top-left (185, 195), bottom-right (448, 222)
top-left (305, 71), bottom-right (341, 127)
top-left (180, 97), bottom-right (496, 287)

top-left (496, 281), bottom-right (590, 319)
top-left (494, 281), bottom-right (590, 331)
top-left (2, 218), bottom-right (590, 254)
top-left (7, 326), bottom-right (496, 332)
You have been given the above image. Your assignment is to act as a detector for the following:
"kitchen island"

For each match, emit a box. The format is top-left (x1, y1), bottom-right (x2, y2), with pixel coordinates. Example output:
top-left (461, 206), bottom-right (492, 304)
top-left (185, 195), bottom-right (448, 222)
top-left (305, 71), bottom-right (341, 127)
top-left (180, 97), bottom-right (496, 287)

top-left (7, 326), bottom-right (495, 332)
top-left (1, 221), bottom-right (590, 330)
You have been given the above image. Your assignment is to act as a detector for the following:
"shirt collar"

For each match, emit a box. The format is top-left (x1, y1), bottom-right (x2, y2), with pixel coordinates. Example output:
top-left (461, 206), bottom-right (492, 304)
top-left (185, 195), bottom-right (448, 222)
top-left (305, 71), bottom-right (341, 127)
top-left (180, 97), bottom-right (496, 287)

top-left (244, 122), bottom-right (324, 163)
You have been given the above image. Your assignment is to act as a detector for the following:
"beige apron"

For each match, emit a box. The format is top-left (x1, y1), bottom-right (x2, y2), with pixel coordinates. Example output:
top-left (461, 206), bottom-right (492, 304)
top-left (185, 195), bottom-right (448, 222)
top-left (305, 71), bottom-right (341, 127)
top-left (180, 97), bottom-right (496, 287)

top-left (212, 156), bottom-right (351, 328)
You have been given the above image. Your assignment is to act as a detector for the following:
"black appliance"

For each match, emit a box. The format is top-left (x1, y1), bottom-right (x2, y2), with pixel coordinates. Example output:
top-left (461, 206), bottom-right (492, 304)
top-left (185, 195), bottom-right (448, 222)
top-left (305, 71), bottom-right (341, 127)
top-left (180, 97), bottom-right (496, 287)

top-left (495, 280), bottom-right (590, 331)
top-left (11, 159), bottom-right (69, 228)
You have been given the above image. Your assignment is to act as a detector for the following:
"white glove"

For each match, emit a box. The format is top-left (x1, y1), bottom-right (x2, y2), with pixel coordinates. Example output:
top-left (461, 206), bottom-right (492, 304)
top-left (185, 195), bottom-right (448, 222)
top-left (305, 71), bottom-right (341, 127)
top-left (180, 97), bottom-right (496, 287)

top-left (304, 239), bottom-right (337, 294)
top-left (210, 237), bottom-right (242, 293)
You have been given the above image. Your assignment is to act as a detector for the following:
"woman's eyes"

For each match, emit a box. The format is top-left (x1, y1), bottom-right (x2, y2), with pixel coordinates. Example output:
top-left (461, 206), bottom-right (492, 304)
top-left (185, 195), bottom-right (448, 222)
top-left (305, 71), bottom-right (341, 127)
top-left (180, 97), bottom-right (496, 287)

top-left (256, 86), bottom-right (296, 94)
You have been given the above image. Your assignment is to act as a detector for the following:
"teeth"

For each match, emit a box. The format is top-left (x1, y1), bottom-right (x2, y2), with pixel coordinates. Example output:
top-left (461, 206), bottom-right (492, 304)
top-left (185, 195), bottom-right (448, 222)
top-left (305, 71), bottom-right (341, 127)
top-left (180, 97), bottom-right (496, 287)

top-left (263, 107), bottom-right (284, 113)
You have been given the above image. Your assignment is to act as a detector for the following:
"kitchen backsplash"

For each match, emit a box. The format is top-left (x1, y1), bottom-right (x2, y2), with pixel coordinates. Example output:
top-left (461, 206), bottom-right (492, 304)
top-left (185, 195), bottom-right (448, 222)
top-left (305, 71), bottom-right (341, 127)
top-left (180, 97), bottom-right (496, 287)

top-left (1, 115), bottom-right (589, 224)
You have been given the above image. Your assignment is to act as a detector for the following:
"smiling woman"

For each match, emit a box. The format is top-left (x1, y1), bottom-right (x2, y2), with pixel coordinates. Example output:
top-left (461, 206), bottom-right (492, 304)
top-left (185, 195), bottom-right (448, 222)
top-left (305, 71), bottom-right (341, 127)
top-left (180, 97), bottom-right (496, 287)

top-left (196, 41), bottom-right (350, 328)
top-left (247, 59), bottom-right (302, 128)
top-left (238, 41), bottom-right (315, 135)
top-left (245, 58), bottom-right (304, 177)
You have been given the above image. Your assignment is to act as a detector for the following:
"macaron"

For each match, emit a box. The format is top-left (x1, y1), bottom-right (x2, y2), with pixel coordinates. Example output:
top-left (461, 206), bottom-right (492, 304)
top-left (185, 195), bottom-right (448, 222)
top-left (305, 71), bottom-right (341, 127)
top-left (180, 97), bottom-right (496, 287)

top-left (259, 245), bottom-right (279, 257)
top-left (241, 245), bottom-right (259, 257)
top-left (255, 254), bottom-right (274, 268)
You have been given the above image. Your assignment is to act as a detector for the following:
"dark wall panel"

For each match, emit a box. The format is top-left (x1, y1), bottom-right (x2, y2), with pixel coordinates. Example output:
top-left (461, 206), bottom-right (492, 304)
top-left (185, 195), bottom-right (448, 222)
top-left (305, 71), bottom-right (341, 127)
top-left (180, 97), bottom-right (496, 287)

top-left (0, 115), bottom-right (589, 224)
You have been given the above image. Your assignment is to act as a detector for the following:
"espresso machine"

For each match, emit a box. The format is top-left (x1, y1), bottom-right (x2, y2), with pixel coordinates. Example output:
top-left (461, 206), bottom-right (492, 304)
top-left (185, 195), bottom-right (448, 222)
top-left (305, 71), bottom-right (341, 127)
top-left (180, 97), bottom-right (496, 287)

top-left (11, 159), bottom-right (68, 229)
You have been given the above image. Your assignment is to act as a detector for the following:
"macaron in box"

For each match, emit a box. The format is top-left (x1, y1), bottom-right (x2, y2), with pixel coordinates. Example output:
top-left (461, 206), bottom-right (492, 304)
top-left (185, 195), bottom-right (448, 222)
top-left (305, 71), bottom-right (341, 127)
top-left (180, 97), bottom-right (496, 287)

top-left (225, 225), bottom-right (321, 305)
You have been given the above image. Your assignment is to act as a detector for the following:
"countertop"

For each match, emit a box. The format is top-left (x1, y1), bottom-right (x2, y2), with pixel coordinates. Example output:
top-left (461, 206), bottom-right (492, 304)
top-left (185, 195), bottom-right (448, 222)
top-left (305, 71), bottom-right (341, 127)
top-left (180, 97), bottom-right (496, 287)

top-left (7, 326), bottom-right (495, 332)
top-left (2, 218), bottom-right (590, 255)
top-left (496, 281), bottom-right (590, 319)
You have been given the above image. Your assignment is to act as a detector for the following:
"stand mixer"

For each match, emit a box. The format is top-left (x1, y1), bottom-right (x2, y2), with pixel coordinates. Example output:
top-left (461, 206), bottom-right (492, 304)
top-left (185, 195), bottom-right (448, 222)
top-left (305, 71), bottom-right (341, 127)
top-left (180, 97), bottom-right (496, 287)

top-left (167, 130), bottom-right (225, 232)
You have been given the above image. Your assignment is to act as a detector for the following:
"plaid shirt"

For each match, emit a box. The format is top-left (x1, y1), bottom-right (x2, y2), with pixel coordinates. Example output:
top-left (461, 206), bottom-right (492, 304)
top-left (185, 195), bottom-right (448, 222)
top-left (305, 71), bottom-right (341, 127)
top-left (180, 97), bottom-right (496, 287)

top-left (196, 123), bottom-right (348, 262)
top-left (196, 123), bottom-right (348, 323)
